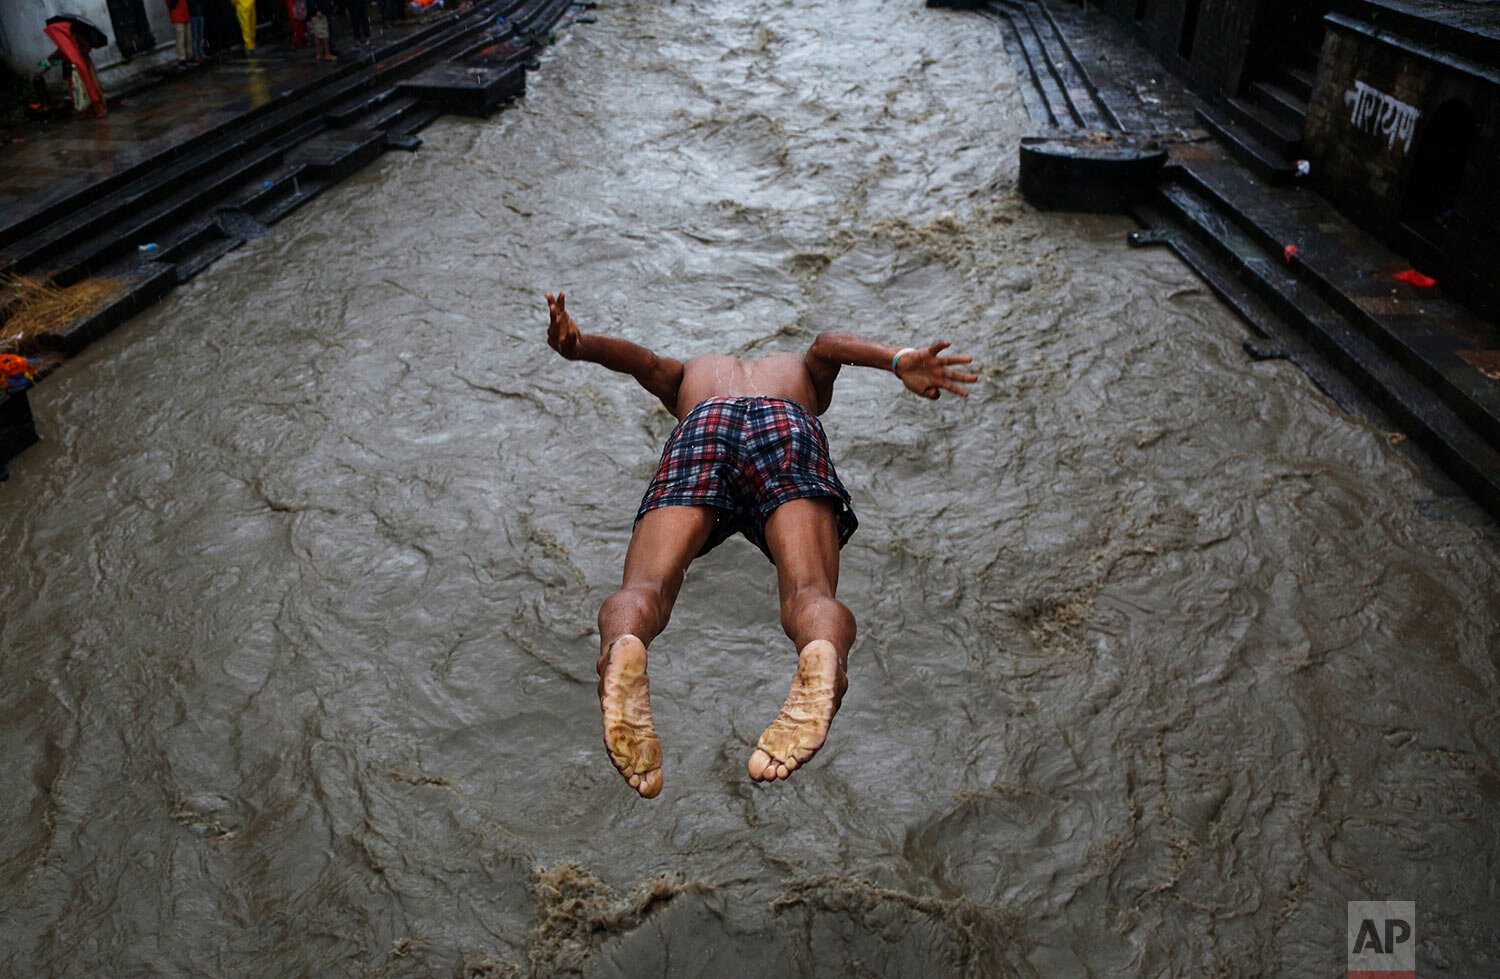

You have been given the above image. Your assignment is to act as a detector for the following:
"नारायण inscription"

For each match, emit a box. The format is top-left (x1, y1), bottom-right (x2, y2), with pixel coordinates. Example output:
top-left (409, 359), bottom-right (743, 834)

top-left (1344, 80), bottom-right (1421, 153)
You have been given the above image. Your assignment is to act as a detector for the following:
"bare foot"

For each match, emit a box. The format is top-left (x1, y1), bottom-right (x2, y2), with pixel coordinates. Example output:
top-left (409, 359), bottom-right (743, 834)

top-left (598, 635), bottom-right (663, 798)
top-left (748, 640), bottom-right (847, 782)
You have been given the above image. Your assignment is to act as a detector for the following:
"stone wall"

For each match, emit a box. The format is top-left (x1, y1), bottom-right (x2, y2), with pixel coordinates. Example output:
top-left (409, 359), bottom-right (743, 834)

top-left (0, 0), bottom-right (176, 78)
top-left (1306, 18), bottom-right (1500, 312)
top-left (1097, 0), bottom-right (1269, 99)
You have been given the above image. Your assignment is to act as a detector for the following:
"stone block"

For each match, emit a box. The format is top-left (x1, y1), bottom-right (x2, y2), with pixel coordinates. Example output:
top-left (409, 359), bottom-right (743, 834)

top-left (397, 62), bottom-right (526, 117)
top-left (1019, 134), bottom-right (1168, 212)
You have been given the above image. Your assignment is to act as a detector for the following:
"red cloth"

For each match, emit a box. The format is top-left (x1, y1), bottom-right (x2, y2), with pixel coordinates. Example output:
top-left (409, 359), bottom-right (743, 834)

top-left (0, 355), bottom-right (39, 381)
top-left (1393, 268), bottom-right (1437, 288)
top-left (42, 23), bottom-right (105, 109)
top-left (285, 0), bottom-right (306, 44)
top-left (166, 0), bottom-right (190, 24)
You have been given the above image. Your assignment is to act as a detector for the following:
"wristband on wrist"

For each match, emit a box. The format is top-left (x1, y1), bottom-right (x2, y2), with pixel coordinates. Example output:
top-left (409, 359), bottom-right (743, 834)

top-left (892, 347), bottom-right (917, 377)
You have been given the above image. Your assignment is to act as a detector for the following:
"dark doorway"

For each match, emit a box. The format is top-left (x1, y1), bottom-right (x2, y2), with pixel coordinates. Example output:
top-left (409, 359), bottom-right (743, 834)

top-left (1402, 99), bottom-right (1476, 241)
top-left (104, 0), bottom-right (155, 57)
top-left (1135, 0), bottom-right (1148, 21)
top-left (1247, 0), bottom-right (1331, 76)
top-left (1178, 0), bottom-right (1202, 58)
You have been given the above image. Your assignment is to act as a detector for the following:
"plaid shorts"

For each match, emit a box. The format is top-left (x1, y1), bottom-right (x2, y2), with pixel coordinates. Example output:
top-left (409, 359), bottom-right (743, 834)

top-left (636, 396), bottom-right (859, 562)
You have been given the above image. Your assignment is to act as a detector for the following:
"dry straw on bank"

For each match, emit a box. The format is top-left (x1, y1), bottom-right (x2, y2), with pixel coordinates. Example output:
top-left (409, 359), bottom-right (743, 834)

top-left (0, 274), bottom-right (124, 353)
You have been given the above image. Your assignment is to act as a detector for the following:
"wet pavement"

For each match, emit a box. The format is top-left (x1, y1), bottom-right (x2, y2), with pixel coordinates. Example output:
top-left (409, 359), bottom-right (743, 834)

top-left (2, 0), bottom-right (1499, 975)
top-left (0, 15), bottom-right (431, 232)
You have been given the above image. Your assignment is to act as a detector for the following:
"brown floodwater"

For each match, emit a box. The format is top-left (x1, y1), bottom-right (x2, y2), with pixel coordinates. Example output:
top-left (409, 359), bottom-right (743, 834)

top-left (2, 0), bottom-right (1498, 975)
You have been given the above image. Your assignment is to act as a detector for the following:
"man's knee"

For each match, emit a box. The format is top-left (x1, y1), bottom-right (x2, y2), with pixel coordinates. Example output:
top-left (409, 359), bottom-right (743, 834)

top-left (600, 584), bottom-right (673, 634)
top-left (780, 585), bottom-right (852, 637)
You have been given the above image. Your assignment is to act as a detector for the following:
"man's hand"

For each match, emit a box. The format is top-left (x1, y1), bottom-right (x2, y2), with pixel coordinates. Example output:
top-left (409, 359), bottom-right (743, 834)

top-left (895, 342), bottom-right (977, 400)
top-left (546, 291), bottom-right (581, 360)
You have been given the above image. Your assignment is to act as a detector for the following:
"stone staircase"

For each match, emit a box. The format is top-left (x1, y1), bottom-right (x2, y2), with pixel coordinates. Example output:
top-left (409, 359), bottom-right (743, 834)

top-left (1196, 49), bottom-right (1317, 184)
top-left (0, 0), bottom-right (580, 473)
top-left (932, 0), bottom-right (1500, 519)
top-left (1133, 149), bottom-right (1500, 514)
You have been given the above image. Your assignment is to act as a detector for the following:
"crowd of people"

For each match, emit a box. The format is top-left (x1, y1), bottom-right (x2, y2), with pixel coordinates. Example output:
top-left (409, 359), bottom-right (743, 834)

top-left (166, 0), bottom-right (391, 62)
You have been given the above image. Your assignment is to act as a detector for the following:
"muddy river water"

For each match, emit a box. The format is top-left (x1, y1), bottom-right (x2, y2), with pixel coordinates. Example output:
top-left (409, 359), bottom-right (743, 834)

top-left (3, 0), bottom-right (1499, 974)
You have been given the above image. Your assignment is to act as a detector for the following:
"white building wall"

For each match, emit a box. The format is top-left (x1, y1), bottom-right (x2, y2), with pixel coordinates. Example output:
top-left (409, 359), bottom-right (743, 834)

top-left (0, 0), bottom-right (178, 77)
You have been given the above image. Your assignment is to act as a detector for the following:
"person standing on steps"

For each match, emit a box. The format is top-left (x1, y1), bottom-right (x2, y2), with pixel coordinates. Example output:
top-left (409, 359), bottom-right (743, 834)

top-left (544, 291), bottom-right (978, 799)
top-left (189, 0), bottom-right (209, 61)
top-left (308, 0), bottom-right (334, 61)
top-left (231, 0), bottom-right (257, 51)
top-left (165, 0), bottom-right (191, 65)
top-left (285, 0), bottom-right (307, 48)
top-left (342, 0), bottom-right (371, 43)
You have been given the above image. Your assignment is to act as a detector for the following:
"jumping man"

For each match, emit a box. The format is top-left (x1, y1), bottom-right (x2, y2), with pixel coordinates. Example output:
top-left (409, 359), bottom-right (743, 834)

top-left (545, 292), bottom-right (978, 798)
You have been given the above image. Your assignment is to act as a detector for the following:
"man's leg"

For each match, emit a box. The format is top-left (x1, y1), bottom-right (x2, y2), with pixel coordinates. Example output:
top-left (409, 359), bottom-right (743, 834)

top-left (597, 505), bottom-right (716, 799)
top-left (748, 497), bottom-right (856, 782)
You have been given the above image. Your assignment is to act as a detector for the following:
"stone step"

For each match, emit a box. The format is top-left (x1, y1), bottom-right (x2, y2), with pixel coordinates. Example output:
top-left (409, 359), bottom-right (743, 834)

top-left (988, 1), bottom-right (1079, 128)
top-left (254, 175), bottom-right (335, 226)
top-left (324, 87), bottom-right (405, 127)
top-left (511, 0), bottom-right (576, 34)
top-left (285, 128), bottom-right (387, 181)
top-left (171, 232), bottom-right (247, 283)
top-left (399, 62), bottom-right (526, 117)
top-left (1024, 0), bottom-right (1117, 130)
top-left (1195, 105), bottom-right (1298, 184)
top-left (218, 164), bottom-right (310, 220)
top-left (1270, 63), bottom-right (1315, 103)
top-left (44, 138), bottom-right (295, 284)
top-left (392, 105), bottom-right (444, 138)
top-left (1246, 80), bottom-right (1309, 128)
top-left (37, 261), bottom-right (179, 356)
top-left (362, 95), bottom-right (429, 134)
top-left (1225, 96), bottom-right (1304, 157)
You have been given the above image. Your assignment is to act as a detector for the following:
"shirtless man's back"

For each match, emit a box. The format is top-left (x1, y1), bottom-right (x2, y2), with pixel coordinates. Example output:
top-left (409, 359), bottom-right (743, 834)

top-left (545, 292), bottom-right (977, 798)
top-left (672, 353), bottom-right (821, 416)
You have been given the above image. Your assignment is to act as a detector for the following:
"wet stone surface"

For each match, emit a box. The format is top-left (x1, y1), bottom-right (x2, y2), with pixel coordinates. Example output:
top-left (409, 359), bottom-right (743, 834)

top-left (1, 0), bottom-right (1499, 975)
top-left (0, 22), bottom-right (419, 231)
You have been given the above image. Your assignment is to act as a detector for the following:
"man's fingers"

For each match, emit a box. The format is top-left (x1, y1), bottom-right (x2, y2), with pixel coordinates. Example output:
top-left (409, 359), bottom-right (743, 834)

top-left (929, 341), bottom-right (950, 354)
top-left (942, 354), bottom-right (973, 365)
top-left (557, 291), bottom-right (565, 311)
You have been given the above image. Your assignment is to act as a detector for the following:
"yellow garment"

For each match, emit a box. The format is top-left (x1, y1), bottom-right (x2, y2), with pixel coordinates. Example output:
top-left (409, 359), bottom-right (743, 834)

top-left (233, 0), bottom-right (257, 50)
top-left (69, 68), bottom-right (90, 111)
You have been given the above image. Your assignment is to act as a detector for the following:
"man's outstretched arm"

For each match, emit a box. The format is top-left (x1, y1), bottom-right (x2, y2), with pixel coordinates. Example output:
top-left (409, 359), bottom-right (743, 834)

top-left (805, 331), bottom-right (977, 411)
top-left (546, 292), bottom-right (684, 413)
